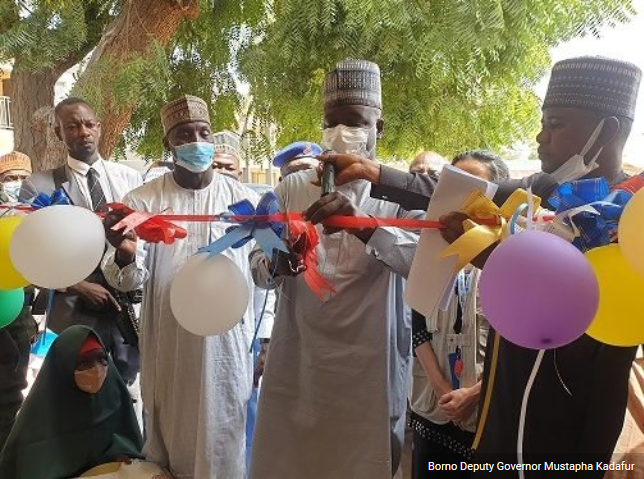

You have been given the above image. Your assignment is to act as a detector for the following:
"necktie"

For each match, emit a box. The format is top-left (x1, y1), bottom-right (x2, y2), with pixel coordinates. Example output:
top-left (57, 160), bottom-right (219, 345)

top-left (86, 167), bottom-right (107, 212)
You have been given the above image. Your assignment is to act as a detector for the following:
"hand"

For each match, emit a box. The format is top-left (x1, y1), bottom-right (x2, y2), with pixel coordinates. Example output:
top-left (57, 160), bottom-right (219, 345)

top-left (439, 212), bottom-right (470, 244)
top-left (438, 386), bottom-right (479, 423)
top-left (268, 248), bottom-right (307, 278)
top-left (104, 210), bottom-right (138, 266)
top-left (315, 153), bottom-right (381, 186)
top-left (68, 281), bottom-right (121, 312)
top-left (439, 211), bottom-right (497, 269)
top-left (304, 191), bottom-right (373, 241)
top-left (253, 341), bottom-right (269, 387)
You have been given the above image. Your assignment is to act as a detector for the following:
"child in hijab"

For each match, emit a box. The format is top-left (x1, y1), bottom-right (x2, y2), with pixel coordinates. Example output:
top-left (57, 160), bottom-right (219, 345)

top-left (0, 325), bottom-right (143, 478)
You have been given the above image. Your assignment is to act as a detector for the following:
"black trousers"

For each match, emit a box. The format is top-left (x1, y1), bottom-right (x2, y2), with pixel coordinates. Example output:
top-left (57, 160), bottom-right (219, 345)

top-left (0, 311), bottom-right (37, 450)
top-left (411, 415), bottom-right (475, 479)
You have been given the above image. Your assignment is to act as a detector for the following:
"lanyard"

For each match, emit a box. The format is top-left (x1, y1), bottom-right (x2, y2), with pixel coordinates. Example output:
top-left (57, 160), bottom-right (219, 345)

top-left (456, 269), bottom-right (474, 313)
top-left (454, 270), bottom-right (475, 334)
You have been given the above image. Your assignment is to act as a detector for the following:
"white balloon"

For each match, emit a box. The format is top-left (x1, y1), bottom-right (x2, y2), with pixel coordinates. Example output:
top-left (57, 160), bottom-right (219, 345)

top-left (170, 254), bottom-right (250, 336)
top-left (9, 205), bottom-right (106, 289)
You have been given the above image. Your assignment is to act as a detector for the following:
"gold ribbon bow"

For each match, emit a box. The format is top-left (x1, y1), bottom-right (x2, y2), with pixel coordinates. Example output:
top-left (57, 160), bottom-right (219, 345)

top-left (438, 189), bottom-right (541, 271)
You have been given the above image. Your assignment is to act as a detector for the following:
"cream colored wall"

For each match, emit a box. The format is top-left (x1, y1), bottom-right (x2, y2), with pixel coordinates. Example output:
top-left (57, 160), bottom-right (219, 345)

top-left (0, 129), bottom-right (14, 155)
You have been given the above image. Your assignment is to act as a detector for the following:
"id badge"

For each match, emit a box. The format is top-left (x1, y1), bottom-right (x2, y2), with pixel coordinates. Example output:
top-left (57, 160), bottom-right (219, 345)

top-left (448, 347), bottom-right (463, 389)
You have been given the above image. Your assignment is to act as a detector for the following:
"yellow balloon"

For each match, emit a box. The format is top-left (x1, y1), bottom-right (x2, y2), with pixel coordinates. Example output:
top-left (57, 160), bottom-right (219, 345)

top-left (619, 188), bottom-right (644, 279)
top-left (0, 216), bottom-right (29, 289)
top-left (80, 462), bottom-right (121, 476)
top-left (585, 244), bottom-right (644, 346)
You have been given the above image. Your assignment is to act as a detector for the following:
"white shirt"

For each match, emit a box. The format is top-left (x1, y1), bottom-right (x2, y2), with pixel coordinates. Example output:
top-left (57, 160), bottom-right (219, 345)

top-left (102, 172), bottom-right (259, 479)
top-left (250, 169), bottom-right (421, 479)
top-left (409, 269), bottom-right (489, 432)
top-left (67, 156), bottom-right (114, 203)
top-left (66, 156), bottom-right (142, 206)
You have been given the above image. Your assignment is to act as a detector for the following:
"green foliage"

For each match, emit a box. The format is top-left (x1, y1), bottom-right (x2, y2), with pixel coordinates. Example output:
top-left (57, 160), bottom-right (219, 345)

top-left (2, 0), bottom-right (637, 164)
top-left (120, 0), bottom-right (267, 160)
top-left (127, 0), bottom-right (637, 161)
top-left (238, 0), bottom-right (635, 160)
top-left (0, 0), bottom-right (116, 71)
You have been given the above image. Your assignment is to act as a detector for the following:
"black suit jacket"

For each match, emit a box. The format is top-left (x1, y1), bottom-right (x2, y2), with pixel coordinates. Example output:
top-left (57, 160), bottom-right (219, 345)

top-left (370, 165), bottom-right (560, 210)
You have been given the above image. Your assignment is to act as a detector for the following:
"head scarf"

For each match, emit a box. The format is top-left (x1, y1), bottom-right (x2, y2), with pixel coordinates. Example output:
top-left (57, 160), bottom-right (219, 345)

top-left (79, 335), bottom-right (103, 356)
top-left (0, 326), bottom-right (143, 479)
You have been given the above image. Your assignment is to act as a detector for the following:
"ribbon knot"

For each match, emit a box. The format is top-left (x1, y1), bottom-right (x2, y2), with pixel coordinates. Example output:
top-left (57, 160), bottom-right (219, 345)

top-left (549, 178), bottom-right (631, 252)
top-left (198, 192), bottom-right (288, 257)
top-left (439, 189), bottom-right (541, 271)
top-left (31, 190), bottom-right (70, 209)
top-left (109, 203), bottom-right (187, 245)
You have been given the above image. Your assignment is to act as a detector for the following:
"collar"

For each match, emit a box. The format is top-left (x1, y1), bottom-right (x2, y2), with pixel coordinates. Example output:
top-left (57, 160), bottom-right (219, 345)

top-left (67, 156), bottom-right (104, 177)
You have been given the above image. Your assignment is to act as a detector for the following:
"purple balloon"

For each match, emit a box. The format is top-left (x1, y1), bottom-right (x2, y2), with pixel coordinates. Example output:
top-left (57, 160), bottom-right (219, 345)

top-left (479, 230), bottom-right (599, 349)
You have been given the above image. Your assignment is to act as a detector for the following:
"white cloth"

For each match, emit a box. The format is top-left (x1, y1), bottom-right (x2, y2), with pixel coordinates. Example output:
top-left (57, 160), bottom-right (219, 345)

top-left (249, 169), bottom-right (420, 479)
top-left (253, 287), bottom-right (275, 340)
top-left (102, 172), bottom-right (258, 479)
top-left (409, 269), bottom-right (488, 432)
top-left (144, 166), bottom-right (173, 184)
top-left (66, 156), bottom-right (141, 204)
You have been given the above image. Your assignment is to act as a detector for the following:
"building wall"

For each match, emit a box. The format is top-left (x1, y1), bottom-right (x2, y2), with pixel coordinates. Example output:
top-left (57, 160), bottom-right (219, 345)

top-left (0, 129), bottom-right (14, 155)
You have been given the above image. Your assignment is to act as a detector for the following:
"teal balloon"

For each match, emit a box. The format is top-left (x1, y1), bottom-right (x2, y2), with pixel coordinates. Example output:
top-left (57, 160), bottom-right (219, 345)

top-left (0, 288), bottom-right (24, 328)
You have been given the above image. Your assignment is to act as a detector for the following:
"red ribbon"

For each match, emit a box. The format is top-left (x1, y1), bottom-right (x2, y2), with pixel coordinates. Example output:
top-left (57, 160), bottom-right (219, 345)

top-left (613, 174), bottom-right (644, 195)
top-left (281, 212), bottom-right (336, 300)
top-left (2, 200), bottom-right (557, 300)
top-left (0, 205), bottom-right (35, 212)
top-left (109, 203), bottom-right (187, 245)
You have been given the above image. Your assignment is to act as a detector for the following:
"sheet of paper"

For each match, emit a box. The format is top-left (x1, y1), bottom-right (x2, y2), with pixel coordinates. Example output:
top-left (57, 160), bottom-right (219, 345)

top-left (405, 165), bottom-right (498, 317)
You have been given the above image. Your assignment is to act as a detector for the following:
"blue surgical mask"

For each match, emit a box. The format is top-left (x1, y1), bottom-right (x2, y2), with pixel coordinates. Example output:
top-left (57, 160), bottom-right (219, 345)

top-left (173, 142), bottom-right (215, 173)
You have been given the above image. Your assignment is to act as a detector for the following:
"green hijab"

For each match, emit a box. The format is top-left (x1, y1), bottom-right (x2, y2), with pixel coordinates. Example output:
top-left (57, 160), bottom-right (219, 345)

top-left (0, 325), bottom-right (143, 479)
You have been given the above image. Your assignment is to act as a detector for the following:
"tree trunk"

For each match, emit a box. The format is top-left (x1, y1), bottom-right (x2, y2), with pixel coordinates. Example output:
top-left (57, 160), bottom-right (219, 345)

top-left (74, 0), bottom-right (200, 160)
top-left (11, 67), bottom-right (67, 172)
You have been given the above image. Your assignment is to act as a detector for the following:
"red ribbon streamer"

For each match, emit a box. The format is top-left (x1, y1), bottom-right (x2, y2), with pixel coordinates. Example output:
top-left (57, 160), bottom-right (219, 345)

top-left (280, 212), bottom-right (336, 300)
top-left (613, 175), bottom-right (644, 195)
top-left (109, 203), bottom-right (187, 244)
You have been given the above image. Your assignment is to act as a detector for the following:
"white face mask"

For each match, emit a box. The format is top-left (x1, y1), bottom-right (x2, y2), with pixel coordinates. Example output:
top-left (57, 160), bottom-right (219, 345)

top-left (322, 125), bottom-right (375, 157)
top-left (1, 181), bottom-right (21, 202)
top-left (549, 119), bottom-right (607, 183)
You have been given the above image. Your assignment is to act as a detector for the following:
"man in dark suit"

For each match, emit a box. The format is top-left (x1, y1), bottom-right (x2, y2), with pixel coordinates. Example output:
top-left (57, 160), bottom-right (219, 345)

top-left (20, 97), bottom-right (142, 384)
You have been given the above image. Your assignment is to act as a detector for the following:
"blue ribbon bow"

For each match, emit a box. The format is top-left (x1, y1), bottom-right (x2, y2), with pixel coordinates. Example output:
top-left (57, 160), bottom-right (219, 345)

top-left (198, 191), bottom-right (288, 257)
top-left (31, 189), bottom-right (70, 209)
top-left (550, 178), bottom-right (632, 252)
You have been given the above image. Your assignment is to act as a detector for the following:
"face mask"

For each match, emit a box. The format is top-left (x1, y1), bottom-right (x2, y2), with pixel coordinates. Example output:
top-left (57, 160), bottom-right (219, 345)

top-left (322, 125), bottom-right (375, 156)
top-left (173, 142), bottom-right (215, 173)
top-left (549, 119), bottom-right (607, 183)
top-left (1, 181), bottom-right (21, 202)
top-left (74, 364), bottom-right (108, 394)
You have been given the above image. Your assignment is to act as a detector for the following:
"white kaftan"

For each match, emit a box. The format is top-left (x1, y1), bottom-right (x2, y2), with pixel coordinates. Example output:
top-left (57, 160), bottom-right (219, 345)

top-left (250, 170), bottom-right (420, 479)
top-left (102, 172), bottom-right (258, 479)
